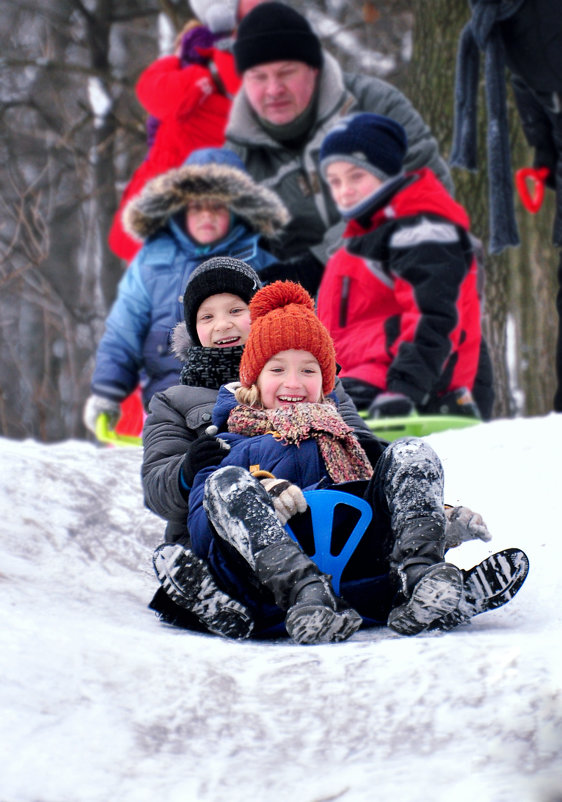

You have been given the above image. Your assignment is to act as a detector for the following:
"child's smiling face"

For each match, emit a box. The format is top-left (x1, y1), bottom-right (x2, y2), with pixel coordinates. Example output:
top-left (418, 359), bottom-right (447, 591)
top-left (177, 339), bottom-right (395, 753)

top-left (195, 293), bottom-right (251, 347)
top-left (257, 349), bottom-right (323, 409)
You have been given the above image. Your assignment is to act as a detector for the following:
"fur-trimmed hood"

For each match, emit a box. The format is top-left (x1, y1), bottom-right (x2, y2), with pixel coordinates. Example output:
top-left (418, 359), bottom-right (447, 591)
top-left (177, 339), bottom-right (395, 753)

top-left (122, 155), bottom-right (290, 243)
top-left (171, 321), bottom-right (194, 360)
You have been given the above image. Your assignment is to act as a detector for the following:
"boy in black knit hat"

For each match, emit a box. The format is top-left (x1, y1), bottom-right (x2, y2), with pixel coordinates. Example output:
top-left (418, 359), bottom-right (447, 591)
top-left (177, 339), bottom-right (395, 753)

top-left (142, 256), bottom-right (381, 638)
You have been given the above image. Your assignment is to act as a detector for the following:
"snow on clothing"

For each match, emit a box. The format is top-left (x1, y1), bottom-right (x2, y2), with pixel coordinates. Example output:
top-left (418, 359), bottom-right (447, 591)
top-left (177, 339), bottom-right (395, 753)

top-left (91, 151), bottom-right (285, 407)
top-left (141, 324), bottom-right (381, 543)
top-left (109, 46), bottom-right (241, 262)
top-left (316, 168), bottom-right (482, 406)
top-left (225, 51), bottom-right (454, 278)
top-left (187, 385), bottom-right (446, 632)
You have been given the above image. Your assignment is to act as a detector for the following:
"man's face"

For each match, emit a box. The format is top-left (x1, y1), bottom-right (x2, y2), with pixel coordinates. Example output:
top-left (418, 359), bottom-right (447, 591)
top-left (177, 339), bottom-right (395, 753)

top-left (243, 61), bottom-right (318, 126)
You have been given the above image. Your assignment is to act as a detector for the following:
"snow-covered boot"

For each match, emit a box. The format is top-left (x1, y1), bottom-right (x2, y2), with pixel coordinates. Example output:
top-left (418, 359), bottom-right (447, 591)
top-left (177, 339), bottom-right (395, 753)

top-left (153, 543), bottom-right (254, 640)
top-left (204, 466), bottom-right (362, 644)
top-left (430, 548), bottom-right (530, 631)
top-left (254, 541), bottom-right (363, 644)
top-left (387, 517), bottom-right (463, 635)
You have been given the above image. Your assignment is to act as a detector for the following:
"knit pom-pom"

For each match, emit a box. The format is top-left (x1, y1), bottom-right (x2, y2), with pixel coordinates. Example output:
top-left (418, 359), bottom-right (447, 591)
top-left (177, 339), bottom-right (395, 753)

top-left (249, 280), bottom-right (314, 321)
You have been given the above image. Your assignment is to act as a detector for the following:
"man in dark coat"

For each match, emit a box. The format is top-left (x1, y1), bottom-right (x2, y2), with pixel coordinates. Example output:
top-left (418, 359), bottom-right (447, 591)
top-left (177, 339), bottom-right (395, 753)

top-left (226, 2), bottom-right (453, 297)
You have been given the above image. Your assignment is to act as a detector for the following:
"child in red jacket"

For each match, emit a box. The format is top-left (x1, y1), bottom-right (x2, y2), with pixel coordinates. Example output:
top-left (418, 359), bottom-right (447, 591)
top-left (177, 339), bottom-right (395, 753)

top-left (109, 17), bottom-right (241, 262)
top-left (317, 113), bottom-right (494, 420)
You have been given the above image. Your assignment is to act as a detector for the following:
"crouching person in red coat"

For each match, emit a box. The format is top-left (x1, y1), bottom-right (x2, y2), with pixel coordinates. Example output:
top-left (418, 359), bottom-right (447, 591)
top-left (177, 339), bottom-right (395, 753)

top-left (316, 113), bottom-right (494, 421)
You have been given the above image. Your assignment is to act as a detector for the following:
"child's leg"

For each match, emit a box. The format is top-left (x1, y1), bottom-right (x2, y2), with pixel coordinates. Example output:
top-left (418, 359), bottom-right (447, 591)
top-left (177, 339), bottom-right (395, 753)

top-left (203, 466), bottom-right (362, 644)
top-left (365, 437), bottom-right (463, 634)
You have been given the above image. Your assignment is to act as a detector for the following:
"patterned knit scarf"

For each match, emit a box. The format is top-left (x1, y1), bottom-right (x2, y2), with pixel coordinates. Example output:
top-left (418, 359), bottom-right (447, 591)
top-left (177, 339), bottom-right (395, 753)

top-left (227, 401), bottom-right (374, 484)
top-left (180, 346), bottom-right (243, 389)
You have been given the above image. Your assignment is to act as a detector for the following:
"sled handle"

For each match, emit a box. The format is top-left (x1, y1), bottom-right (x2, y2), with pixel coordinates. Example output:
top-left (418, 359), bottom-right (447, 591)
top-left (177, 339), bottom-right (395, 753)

top-left (95, 413), bottom-right (143, 447)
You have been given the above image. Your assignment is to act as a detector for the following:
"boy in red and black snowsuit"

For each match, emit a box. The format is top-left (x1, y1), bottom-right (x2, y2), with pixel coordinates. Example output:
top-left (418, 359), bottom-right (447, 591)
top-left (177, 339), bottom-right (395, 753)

top-left (317, 113), bottom-right (494, 420)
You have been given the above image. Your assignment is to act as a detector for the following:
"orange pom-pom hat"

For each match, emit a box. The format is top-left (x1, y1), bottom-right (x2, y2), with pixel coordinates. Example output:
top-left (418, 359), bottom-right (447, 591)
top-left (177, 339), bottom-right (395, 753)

top-left (239, 280), bottom-right (336, 394)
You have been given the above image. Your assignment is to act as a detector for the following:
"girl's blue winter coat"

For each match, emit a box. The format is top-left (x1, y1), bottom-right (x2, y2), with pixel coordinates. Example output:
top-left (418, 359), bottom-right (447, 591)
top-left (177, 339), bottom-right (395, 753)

top-left (187, 385), bottom-right (394, 632)
top-left (188, 385), bottom-right (331, 558)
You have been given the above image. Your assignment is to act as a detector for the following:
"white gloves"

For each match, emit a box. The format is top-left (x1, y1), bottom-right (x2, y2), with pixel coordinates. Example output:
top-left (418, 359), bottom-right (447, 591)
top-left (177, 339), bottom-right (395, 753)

top-left (260, 477), bottom-right (308, 525)
top-left (444, 505), bottom-right (492, 549)
top-left (83, 394), bottom-right (122, 435)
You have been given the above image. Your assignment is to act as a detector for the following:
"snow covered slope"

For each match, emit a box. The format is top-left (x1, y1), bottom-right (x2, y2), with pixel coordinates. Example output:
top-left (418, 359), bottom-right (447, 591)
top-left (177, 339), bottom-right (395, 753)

top-left (1, 417), bottom-right (561, 802)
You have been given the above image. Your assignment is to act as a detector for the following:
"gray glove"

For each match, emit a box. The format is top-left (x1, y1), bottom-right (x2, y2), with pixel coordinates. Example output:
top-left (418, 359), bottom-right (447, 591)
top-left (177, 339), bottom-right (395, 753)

top-left (444, 505), bottom-right (492, 549)
top-left (260, 477), bottom-right (308, 525)
top-left (83, 394), bottom-right (122, 435)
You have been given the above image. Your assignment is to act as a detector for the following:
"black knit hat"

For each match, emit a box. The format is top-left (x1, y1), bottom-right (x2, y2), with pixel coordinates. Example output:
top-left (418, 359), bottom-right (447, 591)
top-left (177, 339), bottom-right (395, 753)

top-left (233, 2), bottom-right (323, 73)
top-left (320, 113), bottom-right (408, 182)
top-left (183, 257), bottom-right (262, 345)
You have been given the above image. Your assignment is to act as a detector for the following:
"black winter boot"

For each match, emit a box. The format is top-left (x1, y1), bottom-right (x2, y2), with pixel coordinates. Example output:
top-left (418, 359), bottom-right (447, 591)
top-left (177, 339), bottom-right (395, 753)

top-left (428, 548), bottom-right (529, 631)
top-left (153, 543), bottom-right (254, 640)
top-left (387, 516), bottom-right (463, 635)
top-left (204, 466), bottom-right (362, 644)
top-left (254, 540), bottom-right (363, 644)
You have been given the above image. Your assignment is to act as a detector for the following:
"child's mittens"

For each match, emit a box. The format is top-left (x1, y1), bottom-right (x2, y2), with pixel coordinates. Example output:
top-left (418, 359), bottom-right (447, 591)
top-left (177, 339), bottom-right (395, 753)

top-left (369, 392), bottom-right (415, 418)
top-left (444, 505), bottom-right (492, 548)
top-left (260, 477), bottom-right (308, 525)
top-left (83, 394), bottom-right (122, 435)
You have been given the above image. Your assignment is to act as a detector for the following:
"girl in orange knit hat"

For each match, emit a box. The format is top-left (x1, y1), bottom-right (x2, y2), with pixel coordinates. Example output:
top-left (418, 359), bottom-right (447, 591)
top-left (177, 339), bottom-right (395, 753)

top-left (179, 281), bottom-right (528, 644)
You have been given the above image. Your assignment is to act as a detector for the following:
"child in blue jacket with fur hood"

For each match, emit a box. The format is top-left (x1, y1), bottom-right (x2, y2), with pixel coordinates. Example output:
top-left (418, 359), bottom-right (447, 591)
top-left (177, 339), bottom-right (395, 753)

top-left (181, 281), bottom-right (528, 644)
top-left (83, 146), bottom-right (288, 435)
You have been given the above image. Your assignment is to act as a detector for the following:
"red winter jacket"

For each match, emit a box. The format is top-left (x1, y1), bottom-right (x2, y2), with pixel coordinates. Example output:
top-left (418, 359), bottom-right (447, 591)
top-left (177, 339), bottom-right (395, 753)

top-left (109, 48), bottom-right (241, 262)
top-left (316, 169), bottom-right (482, 404)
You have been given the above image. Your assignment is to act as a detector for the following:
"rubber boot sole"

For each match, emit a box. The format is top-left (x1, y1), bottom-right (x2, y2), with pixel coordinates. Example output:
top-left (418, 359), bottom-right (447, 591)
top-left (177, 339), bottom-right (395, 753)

top-left (285, 603), bottom-right (362, 645)
top-left (432, 548), bottom-right (530, 630)
top-left (387, 563), bottom-right (463, 636)
top-left (153, 544), bottom-right (254, 640)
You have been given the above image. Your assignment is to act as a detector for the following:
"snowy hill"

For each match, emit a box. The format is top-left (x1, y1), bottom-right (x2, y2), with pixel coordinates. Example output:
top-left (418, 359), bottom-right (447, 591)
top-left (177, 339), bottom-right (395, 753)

top-left (1, 417), bottom-right (561, 802)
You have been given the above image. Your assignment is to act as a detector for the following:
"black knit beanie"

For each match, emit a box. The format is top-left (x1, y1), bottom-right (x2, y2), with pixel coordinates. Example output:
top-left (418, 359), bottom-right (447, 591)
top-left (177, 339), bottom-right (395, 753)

top-left (233, 2), bottom-right (323, 73)
top-left (320, 113), bottom-right (408, 182)
top-left (183, 257), bottom-right (262, 345)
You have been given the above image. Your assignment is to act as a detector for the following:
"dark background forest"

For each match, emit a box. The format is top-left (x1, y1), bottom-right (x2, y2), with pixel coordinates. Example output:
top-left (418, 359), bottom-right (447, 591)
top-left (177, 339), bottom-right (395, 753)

top-left (1, 0), bottom-right (557, 442)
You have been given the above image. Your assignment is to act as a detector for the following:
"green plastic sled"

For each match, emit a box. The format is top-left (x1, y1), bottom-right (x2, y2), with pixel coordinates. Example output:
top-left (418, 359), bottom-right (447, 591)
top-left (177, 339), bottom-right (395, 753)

top-left (360, 411), bottom-right (480, 441)
top-left (95, 413), bottom-right (143, 447)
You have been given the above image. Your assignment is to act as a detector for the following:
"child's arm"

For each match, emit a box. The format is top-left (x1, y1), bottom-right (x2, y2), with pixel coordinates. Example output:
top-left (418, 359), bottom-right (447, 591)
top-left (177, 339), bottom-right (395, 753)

top-left (385, 227), bottom-right (471, 405)
top-left (91, 259), bottom-right (152, 402)
top-left (136, 58), bottom-right (214, 120)
top-left (142, 388), bottom-right (198, 522)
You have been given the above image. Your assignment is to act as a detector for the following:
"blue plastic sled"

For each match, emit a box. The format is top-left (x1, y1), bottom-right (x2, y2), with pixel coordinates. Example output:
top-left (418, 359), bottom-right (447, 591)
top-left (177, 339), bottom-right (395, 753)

top-left (284, 489), bottom-right (372, 594)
